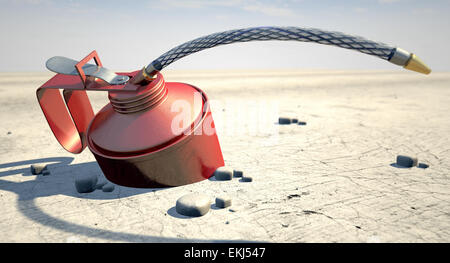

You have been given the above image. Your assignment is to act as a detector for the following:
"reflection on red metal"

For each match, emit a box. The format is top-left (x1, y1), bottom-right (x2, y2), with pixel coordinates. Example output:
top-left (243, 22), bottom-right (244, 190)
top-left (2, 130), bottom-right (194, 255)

top-left (36, 51), bottom-right (224, 188)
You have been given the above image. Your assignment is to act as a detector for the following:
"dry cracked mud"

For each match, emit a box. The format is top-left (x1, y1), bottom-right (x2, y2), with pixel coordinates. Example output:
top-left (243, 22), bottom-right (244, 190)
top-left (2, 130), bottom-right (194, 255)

top-left (0, 70), bottom-right (449, 242)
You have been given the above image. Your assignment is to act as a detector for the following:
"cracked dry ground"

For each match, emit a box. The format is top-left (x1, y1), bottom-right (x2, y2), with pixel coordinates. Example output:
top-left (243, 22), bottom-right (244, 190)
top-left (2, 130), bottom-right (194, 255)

top-left (0, 70), bottom-right (449, 242)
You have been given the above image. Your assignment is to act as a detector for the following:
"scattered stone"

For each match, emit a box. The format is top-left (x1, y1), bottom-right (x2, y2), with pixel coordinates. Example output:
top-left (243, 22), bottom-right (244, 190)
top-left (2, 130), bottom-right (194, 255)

top-left (229, 208), bottom-right (236, 213)
top-left (282, 224), bottom-right (289, 228)
top-left (291, 118), bottom-right (298, 123)
top-left (233, 170), bottom-right (243, 178)
top-left (225, 221), bottom-right (229, 224)
top-left (215, 195), bottom-right (232, 208)
top-left (278, 117), bottom-right (292, 125)
top-left (297, 121), bottom-right (307, 125)
top-left (355, 226), bottom-right (361, 229)
top-left (7, 131), bottom-right (11, 135)
top-left (176, 193), bottom-right (211, 217)
top-left (240, 176), bottom-right (253, 182)
top-left (418, 163), bottom-right (429, 169)
top-left (75, 174), bottom-right (98, 193)
top-left (213, 166), bottom-right (233, 181)
top-left (396, 155), bottom-right (418, 168)
top-left (30, 164), bottom-right (47, 175)
top-left (102, 183), bottom-right (115, 192)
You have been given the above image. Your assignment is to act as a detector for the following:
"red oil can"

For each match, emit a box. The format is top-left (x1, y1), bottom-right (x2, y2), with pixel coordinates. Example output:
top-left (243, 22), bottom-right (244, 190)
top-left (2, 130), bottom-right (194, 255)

top-left (37, 51), bottom-right (224, 188)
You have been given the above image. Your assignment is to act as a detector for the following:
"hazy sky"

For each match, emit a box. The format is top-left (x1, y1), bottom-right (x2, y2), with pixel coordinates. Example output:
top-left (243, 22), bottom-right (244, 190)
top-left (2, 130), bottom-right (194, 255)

top-left (0, 0), bottom-right (449, 72)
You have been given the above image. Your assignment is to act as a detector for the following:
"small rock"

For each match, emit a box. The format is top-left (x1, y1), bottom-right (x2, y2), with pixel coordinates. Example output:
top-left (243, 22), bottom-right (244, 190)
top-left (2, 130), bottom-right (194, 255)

top-left (214, 166), bottom-right (233, 181)
top-left (7, 131), bottom-right (11, 135)
top-left (297, 121), bottom-right (307, 125)
top-left (215, 195), bottom-right (232, 208)
top-left (102, 183), bottom-right (115, 192)
top-left (42, 170), bottom-right (51, 176)
top-left (396, 155), bottom-right (418, 168)
top-left (30, 164), bottom-right (47, 175)
top-left (291, 118), bottom-right (298, 123)
top-left (75, 174), bottom-right (98, 193)
top-left (240, 176), bottom-right (253, 182)
top-left (176, 193), bottom-right (211, 217)
top-left (233, 170), bottom-right (243, 178)
top-left (278, 117), bottom-right (292, 125)
top-left (418, 163), bottom-right (429, 169)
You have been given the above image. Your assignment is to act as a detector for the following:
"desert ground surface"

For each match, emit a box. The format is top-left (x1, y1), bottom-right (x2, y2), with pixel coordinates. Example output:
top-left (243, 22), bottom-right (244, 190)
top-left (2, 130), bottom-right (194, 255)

top-left (0, 69), bottom-right (449, 242)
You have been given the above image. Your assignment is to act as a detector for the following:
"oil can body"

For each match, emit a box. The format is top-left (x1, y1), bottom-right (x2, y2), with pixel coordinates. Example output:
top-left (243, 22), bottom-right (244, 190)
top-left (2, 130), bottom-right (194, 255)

top-left (87, 80), bottom-right (224, 188)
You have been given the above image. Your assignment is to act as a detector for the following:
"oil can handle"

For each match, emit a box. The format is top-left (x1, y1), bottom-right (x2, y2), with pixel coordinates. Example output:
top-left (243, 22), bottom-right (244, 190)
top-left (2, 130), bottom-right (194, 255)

top-left (36, 50), bottom-right (140, 154)
top-left (36, 51), bottom-right (103, 154)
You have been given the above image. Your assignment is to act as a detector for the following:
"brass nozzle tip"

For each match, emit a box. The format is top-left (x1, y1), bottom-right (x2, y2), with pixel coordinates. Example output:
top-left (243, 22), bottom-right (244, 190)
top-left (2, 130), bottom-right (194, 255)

top-left (404, 54), bottom-right (431, 75)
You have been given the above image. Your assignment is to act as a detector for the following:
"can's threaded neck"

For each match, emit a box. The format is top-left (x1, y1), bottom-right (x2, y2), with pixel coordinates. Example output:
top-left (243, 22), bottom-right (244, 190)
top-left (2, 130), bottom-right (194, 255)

top-left (108, 73), bottom-right (168, 114)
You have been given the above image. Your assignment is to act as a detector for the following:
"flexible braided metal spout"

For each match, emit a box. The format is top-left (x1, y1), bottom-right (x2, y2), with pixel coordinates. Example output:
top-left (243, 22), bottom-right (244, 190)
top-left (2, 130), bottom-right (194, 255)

top-left (135, 26), bottom-right (430, 83)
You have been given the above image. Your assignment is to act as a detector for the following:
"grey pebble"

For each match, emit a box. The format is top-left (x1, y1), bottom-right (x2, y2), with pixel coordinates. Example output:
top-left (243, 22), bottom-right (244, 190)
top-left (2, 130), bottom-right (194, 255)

top-left (214, 166), bottom-right (233, 181)
top-left (7, 131), bottom-right (11, 135)
top-left (298, 121), bottom-right (307, 125)
top-left (233, 170), bottom-right (243, 178)
top-left (30, 164), bottom-right (47, 175)
top-left (278, 117), bottom-right (292, 125)
top-left (241, 176), bottom-right (253, 182)
top-left (75, 174), bottom-right (98, 193)
top-left (102, 183), bottom-right (115, 192)
top-left (291, 118), bottom-right (298, 123)
top-left (396, 155), bottom-right (418, 168)
top-left (176, 193), bottom-right (211, 217)
top-left (215, 195), bottom-right (232, 208)
top-left (418, 163), bottom-right (429, 169)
